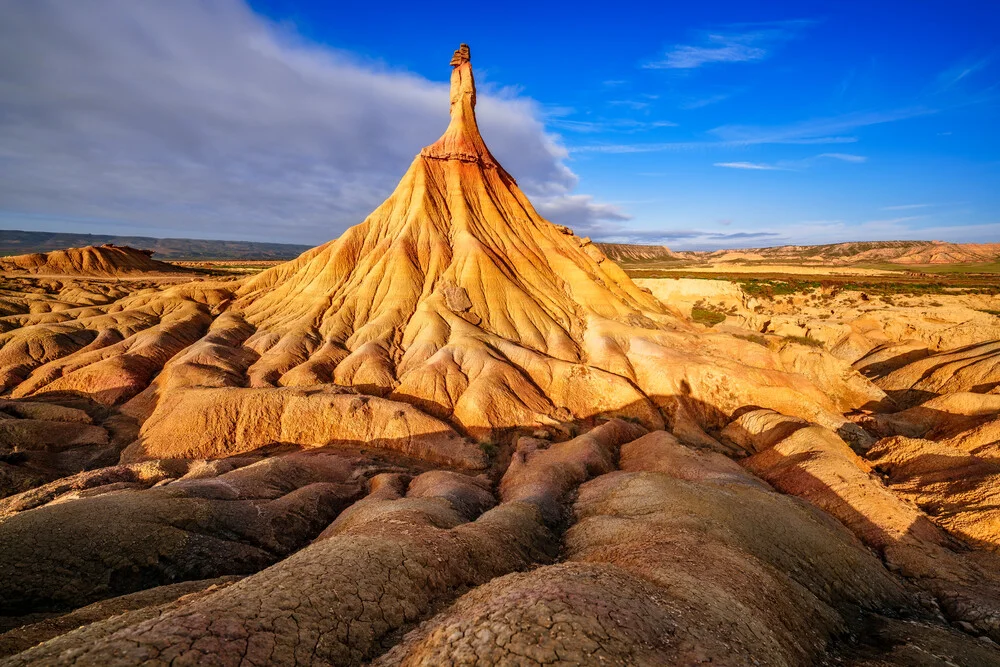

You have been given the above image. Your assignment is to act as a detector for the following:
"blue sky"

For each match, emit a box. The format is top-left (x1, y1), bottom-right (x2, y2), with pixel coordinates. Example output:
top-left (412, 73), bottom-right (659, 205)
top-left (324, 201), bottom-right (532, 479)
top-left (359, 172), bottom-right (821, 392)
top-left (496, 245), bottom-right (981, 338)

top-left (1, 0), bottom-right (998, 249)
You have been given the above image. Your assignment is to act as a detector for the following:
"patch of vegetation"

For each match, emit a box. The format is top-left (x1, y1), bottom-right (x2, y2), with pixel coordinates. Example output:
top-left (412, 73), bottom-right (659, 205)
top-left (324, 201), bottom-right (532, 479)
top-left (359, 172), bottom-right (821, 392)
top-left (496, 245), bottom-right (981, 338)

top-left (736, 279), bottom-right (814, 299)
top-left (734, 333), bottom-right (768, 346)
top-left (784, 335), bottom-right (824, 348)
top-left (478, 441), bottom-right (498, 460)
top-left (633, 270), bottom-right (998, 297)
top-left (691, 306), bottom-right (727, 327)
top-left (856, 262), bottom-right (1000, 275)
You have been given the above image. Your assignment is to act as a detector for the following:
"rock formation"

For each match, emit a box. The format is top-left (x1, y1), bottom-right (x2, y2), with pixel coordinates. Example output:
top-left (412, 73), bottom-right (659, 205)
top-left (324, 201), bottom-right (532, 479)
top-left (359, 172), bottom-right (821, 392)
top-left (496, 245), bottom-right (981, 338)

top-left (595, 242), bottom-right (679, 263)
top-left (677, 239), bottom-right (1000, 266)
top-left (0, 44), bottom-right (880, 458)
top-left (0, 244), bottom-right (191, 278)
top-left (2, 44), bottom-right (1000, 665)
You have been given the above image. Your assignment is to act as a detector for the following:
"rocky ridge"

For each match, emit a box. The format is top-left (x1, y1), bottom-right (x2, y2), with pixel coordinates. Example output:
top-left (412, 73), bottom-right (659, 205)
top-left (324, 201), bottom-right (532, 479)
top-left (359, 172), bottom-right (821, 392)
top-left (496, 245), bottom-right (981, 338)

top-left (677, 240), bottom-right (1000, 266)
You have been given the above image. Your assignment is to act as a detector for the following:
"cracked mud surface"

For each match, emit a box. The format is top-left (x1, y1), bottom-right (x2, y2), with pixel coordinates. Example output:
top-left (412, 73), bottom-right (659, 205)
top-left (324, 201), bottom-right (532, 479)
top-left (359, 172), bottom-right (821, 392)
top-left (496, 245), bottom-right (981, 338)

top-left (5, 418), bottom-right (1000, 665)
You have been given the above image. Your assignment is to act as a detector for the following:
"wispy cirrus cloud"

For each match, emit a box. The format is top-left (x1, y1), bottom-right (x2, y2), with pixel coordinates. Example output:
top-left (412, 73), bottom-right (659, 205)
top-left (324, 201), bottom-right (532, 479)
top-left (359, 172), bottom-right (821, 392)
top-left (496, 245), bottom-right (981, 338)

top-left (551, 118), bottom-right (678, 134)
top-left (714, 162), bottom-right (784, 171)
top-left (860, 215), bottom-right (928, 226)
top-left (678, 91), bottom-right (739, 109)
top-left (572, 136), bottom-right (858, 154)
top-left (709, 108), bottom-right (934, 145)
top-left (713, 153), bottom-right (867, 171)
top-left (881, 203), bottom-right (933, 211)
top-left (936, 56), bottom-right (992, 91)
top-left (645, 20), bottom-right (815, 70)
top-left (573, 107), bottom-right (931, 154)
top-left (818, 153), bottom-right (867, 163)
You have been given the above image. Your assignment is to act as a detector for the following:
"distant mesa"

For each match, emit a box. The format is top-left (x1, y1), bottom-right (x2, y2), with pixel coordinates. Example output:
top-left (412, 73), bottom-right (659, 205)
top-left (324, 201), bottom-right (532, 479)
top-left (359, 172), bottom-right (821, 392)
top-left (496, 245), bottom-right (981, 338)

top-left (0, 243), bottom-right (192, 278)
top-left (0, 230), bottom-right (312, 261)
top-left (596, 242), bottom-right (680, 263)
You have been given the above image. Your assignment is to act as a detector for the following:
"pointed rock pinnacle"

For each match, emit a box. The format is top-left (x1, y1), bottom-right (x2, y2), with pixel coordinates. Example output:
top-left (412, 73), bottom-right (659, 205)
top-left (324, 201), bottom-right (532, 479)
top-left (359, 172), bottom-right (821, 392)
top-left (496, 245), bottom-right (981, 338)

top-left (420, 43), bottom-right (496, 167)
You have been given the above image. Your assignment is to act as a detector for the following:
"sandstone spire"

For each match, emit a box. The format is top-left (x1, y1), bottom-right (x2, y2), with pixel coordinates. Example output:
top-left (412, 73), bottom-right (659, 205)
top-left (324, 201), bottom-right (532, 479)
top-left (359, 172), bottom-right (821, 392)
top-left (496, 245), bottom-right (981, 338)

top-left (421, 43), bottom-right (497, 167)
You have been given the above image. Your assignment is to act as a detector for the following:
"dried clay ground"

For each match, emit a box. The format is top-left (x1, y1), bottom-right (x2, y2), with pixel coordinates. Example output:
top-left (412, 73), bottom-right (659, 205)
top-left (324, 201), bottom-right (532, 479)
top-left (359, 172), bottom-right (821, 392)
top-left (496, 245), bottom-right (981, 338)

top-left (3, 46), bottom-right (1000, 666)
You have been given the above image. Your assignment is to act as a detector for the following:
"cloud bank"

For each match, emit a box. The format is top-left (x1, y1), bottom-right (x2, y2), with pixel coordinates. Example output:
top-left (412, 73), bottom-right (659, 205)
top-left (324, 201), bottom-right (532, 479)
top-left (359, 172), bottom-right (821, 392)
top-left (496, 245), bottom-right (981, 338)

top-left (0, 0), bottom-right (619, 243)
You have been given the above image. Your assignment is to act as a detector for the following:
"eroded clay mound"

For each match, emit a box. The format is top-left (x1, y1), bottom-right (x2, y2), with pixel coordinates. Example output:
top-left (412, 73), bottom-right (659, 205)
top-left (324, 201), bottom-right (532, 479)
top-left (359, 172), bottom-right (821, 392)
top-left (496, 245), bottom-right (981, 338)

top-left (4, 417), bottom-right (1000, 664)
top-left (0, 245), bottom-right (191, 278)
top-left (875, 341), bottom-right (1000, 405)
top-left (0, 41), bottom-right (883, 472)
top-left (0, 451), bottom-right (376, 615)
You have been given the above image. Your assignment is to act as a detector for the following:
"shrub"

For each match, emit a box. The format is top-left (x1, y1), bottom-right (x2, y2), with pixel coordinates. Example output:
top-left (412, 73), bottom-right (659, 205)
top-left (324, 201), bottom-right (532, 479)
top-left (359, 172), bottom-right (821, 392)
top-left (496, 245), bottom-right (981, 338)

top-left (478, 441), bottom-right (498, 459)
top-left (784, 335), bottom-right (824, 348)
top-left (691, 307), bottom-right (727, 327)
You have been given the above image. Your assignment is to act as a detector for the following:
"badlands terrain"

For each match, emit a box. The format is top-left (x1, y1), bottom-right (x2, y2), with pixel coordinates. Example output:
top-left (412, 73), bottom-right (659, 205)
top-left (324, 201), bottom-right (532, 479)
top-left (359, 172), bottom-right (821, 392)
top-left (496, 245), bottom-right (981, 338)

top-left (2, 45), bottom-right (1000, 666)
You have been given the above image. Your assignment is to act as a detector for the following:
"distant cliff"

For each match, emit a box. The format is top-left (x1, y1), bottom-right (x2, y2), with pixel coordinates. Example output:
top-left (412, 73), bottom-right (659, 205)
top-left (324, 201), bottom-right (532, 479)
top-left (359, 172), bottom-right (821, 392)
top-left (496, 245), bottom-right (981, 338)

top-left (0, 230), bottom-right (311, 261)
top-left (595, 243), bottom-right (680, 263)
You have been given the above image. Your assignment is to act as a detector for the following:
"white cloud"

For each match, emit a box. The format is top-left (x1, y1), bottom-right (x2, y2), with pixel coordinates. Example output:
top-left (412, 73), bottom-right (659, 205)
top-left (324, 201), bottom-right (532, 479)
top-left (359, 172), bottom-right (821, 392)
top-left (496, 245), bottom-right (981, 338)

top-left (818, 153), bottom-right (867, 163)
top-left (936, 57), bottom-right (992, 91)
top-left (645, 20), bottom-right (814, 70)
top-left (860, 215), bottom-right (928, 226)
top-left (651, 39), bottom-right (767, 69)
top-left (713, 162), bottom-right (783, 171)
top-left (0, 0), bottom-right (620, 244)
top-left (713, 153), bottom-right (867, 171)
top-left (608, 100), bottom-right (652, 110)
top-left (710, 108), bottom-right (934, 145)
top-left (679, 92), bottom-right (737, 109)
top-left (550, 118), bottom-right (678, 134)
top-left (881, 203), bottom-right (933, 211)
